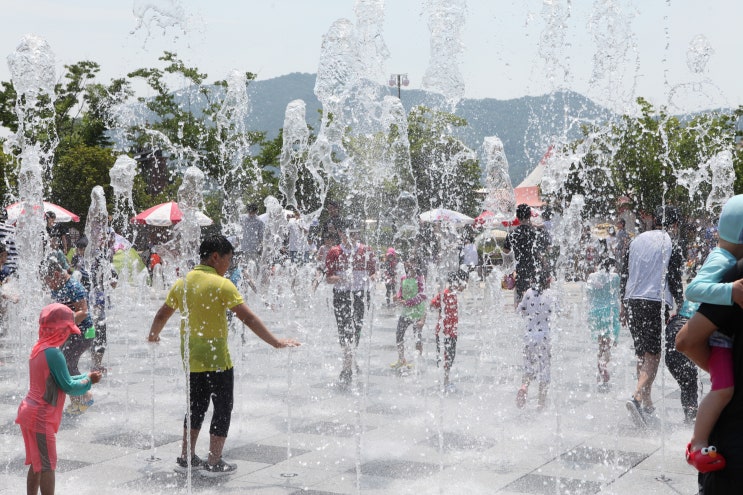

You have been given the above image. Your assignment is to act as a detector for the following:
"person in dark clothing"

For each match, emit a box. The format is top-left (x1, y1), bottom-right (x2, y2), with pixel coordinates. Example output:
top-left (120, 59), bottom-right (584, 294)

top-left (320, 199), bottom-right (346, 243)
top-left (665, 300), bottom-right (699, 424)
top-left (502, 203), bottom-right (550, 305)
top-left (677, 259), bottom-right (743, 493)
top-left (45, 211), bottom-right (70, 255)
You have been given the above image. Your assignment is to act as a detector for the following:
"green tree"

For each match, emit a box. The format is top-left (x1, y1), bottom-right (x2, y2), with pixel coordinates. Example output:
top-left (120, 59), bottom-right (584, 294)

top-left (0, 146), bottom-right (17, 205)
top-left (49, 145), bottom-right (117, 226)
top-left (551, 98), bottom-right (743, 228)
top-left (126, 52), bottom-right (271, 225)
top-left (126, 52), bottom-right (263, 179)
top-left (408, 105), bottom-right (480, 216)
top-left (0, 61), bottom-right (134, 212)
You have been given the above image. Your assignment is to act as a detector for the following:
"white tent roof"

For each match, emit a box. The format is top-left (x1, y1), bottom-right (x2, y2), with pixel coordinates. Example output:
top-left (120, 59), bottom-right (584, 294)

top-left (516, 145), bottom-right (554, 188)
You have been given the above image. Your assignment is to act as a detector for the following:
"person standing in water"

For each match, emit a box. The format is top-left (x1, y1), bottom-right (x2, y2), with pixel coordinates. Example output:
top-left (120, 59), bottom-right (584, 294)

top-left (147, 235), bottom-right (300, 477)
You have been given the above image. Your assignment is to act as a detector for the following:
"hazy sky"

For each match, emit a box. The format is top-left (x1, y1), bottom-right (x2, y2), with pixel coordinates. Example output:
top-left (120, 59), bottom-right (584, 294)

top-left (2, 0), bottom-right (741, 114)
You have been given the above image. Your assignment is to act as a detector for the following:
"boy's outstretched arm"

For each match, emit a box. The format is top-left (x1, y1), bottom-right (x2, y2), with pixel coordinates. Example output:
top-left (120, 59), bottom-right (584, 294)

top-left (148, 304), bottom-right (175, 342)
top-left (232, 303), bottom-right (300, 348)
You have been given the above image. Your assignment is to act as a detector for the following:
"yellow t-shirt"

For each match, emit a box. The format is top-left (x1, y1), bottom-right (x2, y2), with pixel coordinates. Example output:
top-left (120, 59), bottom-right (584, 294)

top-left (165, 265), bottom-right (244, 372)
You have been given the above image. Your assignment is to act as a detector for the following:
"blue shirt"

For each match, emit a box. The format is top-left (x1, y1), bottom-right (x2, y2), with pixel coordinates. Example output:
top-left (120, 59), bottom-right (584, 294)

top-left (686, 247), bottom-right (737, 306)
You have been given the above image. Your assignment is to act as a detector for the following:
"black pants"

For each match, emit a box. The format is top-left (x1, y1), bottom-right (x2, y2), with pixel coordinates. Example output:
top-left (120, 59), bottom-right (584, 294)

top-left (436, 333), bottom-right (458, 370)
top-left (185, 368), bottom-right (234, 437)
top-left (665, 315), bottom-right (698, 413)
top-left (626, 298), bottom-right (667, 356)
top-left (91, 299), bottom-right (107, 355)
top-left (333, 289), bottom-right (365, 347)
top-left (396, 316), bottom-right (421, 346)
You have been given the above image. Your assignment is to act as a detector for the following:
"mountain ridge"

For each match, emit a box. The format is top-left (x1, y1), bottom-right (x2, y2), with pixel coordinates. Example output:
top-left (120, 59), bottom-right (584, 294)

top-left (245, 72), bottom-right (612, 184)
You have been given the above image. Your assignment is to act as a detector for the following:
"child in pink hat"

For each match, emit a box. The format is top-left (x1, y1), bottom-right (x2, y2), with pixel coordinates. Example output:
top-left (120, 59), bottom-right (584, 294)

top-left (15, 303), bottom-right (102, 494)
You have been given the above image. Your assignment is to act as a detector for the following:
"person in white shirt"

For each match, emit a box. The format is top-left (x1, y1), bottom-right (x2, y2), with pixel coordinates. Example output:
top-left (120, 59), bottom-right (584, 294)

top-left (516, 274), bottom-right (559, 410)
top-left (620, 206), bottom-right (684, 427)
top-left (461, 236), bottom-right (479, 276)
top-left (286, 207), bottom-right (308, 263)
top-left (238, 204), bottom-right (264, 274)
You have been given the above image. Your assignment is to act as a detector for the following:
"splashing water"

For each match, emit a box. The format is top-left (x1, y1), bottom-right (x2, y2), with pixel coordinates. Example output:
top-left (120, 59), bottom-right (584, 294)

top-left (705, 149), bottom-right (735, 213)
top-left (6, 34), bottom-right (58, 352)
top-left (354, 0), bottom-right (389, 88)
top-left (554, 194), bottom-right (586, 280)
top-left (84, 186), bottom-right (110, 265)
top-left (422, 0), bottom-right (466, 110)
top-left (216, 69), bottom-right (257, 237)
top-left (537, 0), bottom-right (572, 91)
top-left (279, 100), bottom-right (310, 210)
top-left (586, 0), bottom-right (639, 113)
top-left (312, 18), bottom-right (358, 180)
top-left (131, 0), bottom-right (189, 40)
top-left (173, 166), bottom-right (206, 272)
top-left (481, 136), bottom-right (516, 222)
top-left (380, 95), bottom-right (419, 243)
top-left (686, 34), bottom-right (714, 74)
top-left (109, 154), bottom-right (138, 233)
top-left (83, 186), bottom-right (115, 300)
top-left (668, 34), bottom-right (727, 113)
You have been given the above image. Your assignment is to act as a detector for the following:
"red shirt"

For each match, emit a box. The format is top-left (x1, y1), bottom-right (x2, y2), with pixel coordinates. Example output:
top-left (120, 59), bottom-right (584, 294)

top-left (325, 242), bottom-right (376, 291)
top-left (431, 289), bottom-right (458, 337)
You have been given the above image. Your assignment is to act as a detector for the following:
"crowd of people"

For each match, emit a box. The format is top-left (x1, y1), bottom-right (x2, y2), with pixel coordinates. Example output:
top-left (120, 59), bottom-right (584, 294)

top-left (6, 196), bottom-right (743, 494)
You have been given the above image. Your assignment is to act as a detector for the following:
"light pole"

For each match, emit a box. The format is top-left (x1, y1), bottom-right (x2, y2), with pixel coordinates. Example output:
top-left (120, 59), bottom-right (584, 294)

top-left (388, 73), bottom-right (409, 99)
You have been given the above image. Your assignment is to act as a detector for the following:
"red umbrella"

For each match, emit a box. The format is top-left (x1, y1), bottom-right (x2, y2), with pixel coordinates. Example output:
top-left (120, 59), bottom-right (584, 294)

top-left (475, 210), bottom-right (521, 228)
top-left (473, 210), bottom-right (493, 227)
top-left (5, 201), bottom-right (80, 223)
top-left (476, 208), bottom-right (541, 228)
top-left (131, 201), bottom-right (213, 227)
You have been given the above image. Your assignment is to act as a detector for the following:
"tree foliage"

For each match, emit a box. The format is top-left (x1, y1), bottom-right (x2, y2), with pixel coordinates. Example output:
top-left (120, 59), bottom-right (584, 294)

top-left (50, 145), bottom-right (116, 226)
top-left (552, 97), bottom-right (743, 224)
top-left (408, 105), bottom-right (480, 216)
top-left (3, 52), bottom-right (741, 252)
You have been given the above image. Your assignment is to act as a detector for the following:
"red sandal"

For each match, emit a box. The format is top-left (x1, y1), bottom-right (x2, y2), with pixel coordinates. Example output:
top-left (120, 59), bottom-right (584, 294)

top-left (686, 443), bottom-right (726, 473)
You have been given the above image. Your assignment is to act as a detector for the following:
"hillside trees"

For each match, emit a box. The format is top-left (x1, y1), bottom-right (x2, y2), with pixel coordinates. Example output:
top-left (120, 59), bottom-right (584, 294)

top-left (551, 98), bottom-right (743, 223)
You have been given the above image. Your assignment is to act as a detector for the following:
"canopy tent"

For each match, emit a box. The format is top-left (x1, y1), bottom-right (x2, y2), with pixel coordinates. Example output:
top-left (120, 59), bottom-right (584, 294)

top-left (513, 186), bottom-right (543, 207)
top-left (5, 201), bottom-right (80, 223)
top-left (131, 201), bottom-right (212, 227)
top-left (419, 208), bottom-right (474, 225)
top-left (512, 145), bottom-right (553, 207)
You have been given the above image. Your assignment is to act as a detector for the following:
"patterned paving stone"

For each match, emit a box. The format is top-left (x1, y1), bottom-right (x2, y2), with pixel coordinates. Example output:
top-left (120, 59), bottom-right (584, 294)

top-left (226, 442), bottom-right (310, 464)
top-left (353, 459), bottom-right (441, 480)
top-left (505, 473), bottom-right (604, 495)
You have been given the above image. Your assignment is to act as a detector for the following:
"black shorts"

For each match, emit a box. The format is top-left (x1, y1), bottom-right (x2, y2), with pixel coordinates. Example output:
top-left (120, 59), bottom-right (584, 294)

top-left (185, 368), bottom-right (234, 437)
top-left (625, 299), bottom-right (668, 356)
top-left (332, 289), bottom-right (365, 347)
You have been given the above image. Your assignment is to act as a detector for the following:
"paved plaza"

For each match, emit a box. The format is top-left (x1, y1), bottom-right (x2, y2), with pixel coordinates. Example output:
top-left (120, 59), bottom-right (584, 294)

top-left (0, 277), bottom-right (702, 494)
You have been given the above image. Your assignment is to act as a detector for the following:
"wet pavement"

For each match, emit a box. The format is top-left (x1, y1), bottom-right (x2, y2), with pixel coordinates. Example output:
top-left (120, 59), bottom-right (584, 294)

top-left (0, 277), bottom-right (701, 494)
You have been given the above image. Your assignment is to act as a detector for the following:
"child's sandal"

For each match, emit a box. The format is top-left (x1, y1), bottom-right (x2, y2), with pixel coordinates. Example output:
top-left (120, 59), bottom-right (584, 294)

top-left (686, 443), bottom-right (726, 473)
